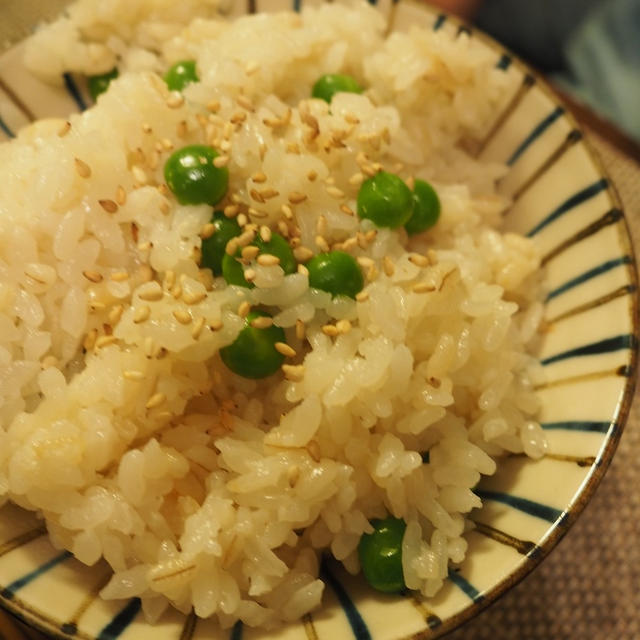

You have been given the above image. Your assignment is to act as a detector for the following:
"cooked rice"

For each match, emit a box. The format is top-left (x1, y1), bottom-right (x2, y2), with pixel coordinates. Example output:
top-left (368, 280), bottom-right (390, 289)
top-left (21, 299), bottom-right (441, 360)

top-left (0, 0), bottom-right (546, 628)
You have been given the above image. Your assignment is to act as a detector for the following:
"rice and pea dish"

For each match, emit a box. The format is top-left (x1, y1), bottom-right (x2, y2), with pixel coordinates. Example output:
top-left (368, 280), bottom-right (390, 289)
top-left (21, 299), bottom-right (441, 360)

top-left (0, 0), bottom-right (548, 628)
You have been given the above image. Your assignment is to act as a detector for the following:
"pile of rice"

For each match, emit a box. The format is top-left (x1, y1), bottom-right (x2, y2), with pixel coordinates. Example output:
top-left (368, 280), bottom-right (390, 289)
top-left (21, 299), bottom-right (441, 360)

top-left (0, 0), bottom-right (547, 628)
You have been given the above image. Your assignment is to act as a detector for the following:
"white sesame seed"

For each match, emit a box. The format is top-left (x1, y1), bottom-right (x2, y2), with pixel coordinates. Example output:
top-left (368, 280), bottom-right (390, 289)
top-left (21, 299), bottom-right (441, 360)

top-left (259, 225), bottom-right (272, 243)
top-left (41, 355), bottom-right (59, 369)
top-left (297, 263), bottom-right (309, 277)
top-left (409, 254), bottom-right (430, 267)
top-left (336, 319), bottom-right (352, 334)
top-left (412, 282), bottom-right (436, 293)
top-left (173, 310), bottom-right (192, 325)
top-left (115, 186), bottom-right (127, 206)
top-left (213, 155), bottom-right (229, 168)
top-left (75, 158), bottom-right (91, 178)
top-left (348, 172), bottom-right (364, 186)
top-left (58, 121), bottom-right (71, 137)
top-left (95, 335), bottom-right (118, 349)
top-left (275, 342), bottom-right (296, 357)
top-left (250, 316), bottom-right (274, 329)
top-left (288, 191), bottom-right (307, 204)
top-left (315, 235), bottom-right (330, 252)
top-left (191, 316), bottom-right (206, 339)
top-left (238, 301), bottom-right (250, 317)
top-left (282, 364), bottom-right (305, 381)
top-left (356, 256), bottom-right (375, 269)
top-left (83, 330), bottom-right (97, 351)
top-left (182, 290), bottom-right (207, 305)
top-left (244, 268), bottom-right (257, 282)
top-left (133, 305), bottom-right (151, 323)
top-left (340, 204), bottom-right (355, 216)
top-left (224, 204), bottom-right (240, 218)
top-left (383, 256), bottom-right (395, 277)
top-left (110, 271), bottom-right (129, 282)
top-left (146, 392), bottom-right (166, 410)
top-left (252, 171), bottom-right (267, 183)
top-left (83, 270), bottom-right (103, 283)
top-left (138, 286), bottom-right (163, 302)
top-left (295, 319), bottom-right (305, 340)
top-left (108, 305), bottom-right (124, 325)
top-left (293, 246), bottom-right (314, 262)
top-left (123, 370), bottom-right (144, 381)
top-left (166, 92), bottom-right (184, 109)
top-left (132, 166), bottom-right (148, 185)
top-left (322, 324), bottom-right (339, 337)
top-left (326, 186), bottom-right (345, 199)
top-left (257, 253), bottom-right (280, 267)
top-left (206, 99), bottom-right (221, 112)
top-left (142, 122), bottom-right (152, 134)
top-left (209, 319), bottom-right (223, 331)
top-left (355, 290), bottom-right (370, 302)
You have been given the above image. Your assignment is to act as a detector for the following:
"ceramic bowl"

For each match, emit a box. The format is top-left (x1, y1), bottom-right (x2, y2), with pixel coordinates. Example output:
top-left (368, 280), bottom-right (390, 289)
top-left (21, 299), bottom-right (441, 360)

top-left (0, 1), bottom-right (637, 639)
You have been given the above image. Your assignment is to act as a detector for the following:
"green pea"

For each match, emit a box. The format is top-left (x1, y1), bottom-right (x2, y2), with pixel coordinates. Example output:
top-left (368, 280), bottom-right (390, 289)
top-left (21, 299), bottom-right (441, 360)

top-left (200, 212), bottom-right (241, 276)
top-left (219, 310), bottom-right (286, 379)
top-left (358, 516), bottom-right (407, 594)
top-left (222, 232), bottom-right (296, 289)
top-left (405, 179), bottom-right (441, 235)
top-left (307, 251), bottom-right (363, 299)
top-left (164, 60), bottom-right (199, 92)
top-left (88, 68), bottom-right (118, 101)
top-left (221, 252), bottom-right (252, 289)
top-left (312, 73), bottom-right (363, 103)
top-left (357, 171), bottom-right (414, 229)
top-left (164, 145), bottom-right (228, 206)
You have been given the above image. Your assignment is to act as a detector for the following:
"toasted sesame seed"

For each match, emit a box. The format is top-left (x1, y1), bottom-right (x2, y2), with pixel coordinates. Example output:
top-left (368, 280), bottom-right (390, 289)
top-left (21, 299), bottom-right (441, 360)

top-left (355, 290), bottom-right (369, 302)
top-left (224, 204), bottom-right (240, 218)
top-left (342, 237), bottom-right (358, 251)
top-left (250, 189), bottom-right (265, 204)
top-left (83, 330), bottom-right (97, 351)
top-left (89, 301), bottom-right (106, 312)
top-left (326, 186), bottom-right (345, 199)
top-left (272, 342), bottom-right (295, 358)
top-left (207, 99), bottom-right (221, 112)
top-left (75, 158), bottom-right (91, 178)
top-left (340, 204), bottom-right (355, 216)
top-left (259, 225), bottom-right (272, 243)
top-left (244, 268), bottom-right (257, 282)
top-left (307, 440), bottom-right (321, 462)
top-left (170, 284), bottom-right (182, 299)
top-left (236, 95), bottom-right (254, 112)
top-left (213, 155), bottom-right (229, 168)
top-left (132, 166), bottom-right (148, 185)
top-left (362, 164), bottom-right (378, 177)
top-left (58, 121), bottom-right (71, 137)
top-left (245, 60), bottom-right (259, 74)
top-left (209, 319), bottom-right (223, 331)
top-left (176, 120), bottom-right (188, 138)
top-left (365, 230), bottom-right (377, 242)
top-left (164, 270), bottom-right (176, 289)
top-left (83, 270), bottom-right (103, 283)
top-left (144, 336), bottom-right (155, 357)
top-left (293, 246), bottom-right (314, 262)
top-left (114, 186), bottom-right (126, 206)
top-left (409, 254), bottom-right (430, 267)
top-left (336, 319), bottom-right (352, 334)
top-left (282, 364), bottom-right (305, 381)
top-left (146, 392), bottom-right (166, 410)
top-left (367, 265), bottom-right (379, 282)
top-left (158, 183), bottom-right (170, 196)
top-left (141, 122), bottom-right (152, 134)
top-left (290, 237), bottom-right (301, 248)
top-left (316, 215), bottom-right (327, 236)
top-left (356, 256), bottom-right (374, 269)
top-left (295, 319), bottom-right (305, 340)
top-left (230, 111), bottom-right (247, 125)
top-left (297, 263), bottom-right (309, 276)
top-left (288, 191), bottom-right (307, 204)
top-left (138, 286), bottom-right (163, 302)
top-left (236, 229), bottom-right (256, 248)
top-left (286, 142), bottom-right (301, 154)
top-left (226, 238), bottom-right (240, 256)
top-left (281, 204), bottom-right (294, 220)
top-left (238, 301), bottom-right (250, 317)
top-left (257, 253), bottom-right (280, 267)
top-left (356, 151), bottom-right (368, 168)
top-left (166, 92), bottom-right (184, 108)
top-left (251, 171), bottom-right (267, 183)
top-left (137, 264), bottom-right (153, 283)
top-left (95, 335), bottom-right (118, 349)
top-left (41, 355), bottom-right (59, 369)
top-left (412, 282), bottom-right (436, 293)
top-left (161, 138), bottom-right (174, 151)
top-left (383, 256), bottom-right (395, 277)
top-left (259, 187), bottom-right (279, 200)
top-left (427, 249), bottom-right (438, 265)
top-left (406, 175), bottom-right (415, 190)
top-left (173, 309), bottom-right (192, 325)
top-left (249, 209), bottom-right (268, 219)
top-left (138, 241), bottom-right (151, 252)
top-left (182, 290), bottom-right (207, 305)
top-left (237, 213), bottom-right (248, 227)
top-left (315, 235), bottom-right (330, 252)
top-left (133, 305), bottom-right (151, 323)
top-left (307, 170), bottom-right (318, 182)
top-left (322, 324), bottom-right (339, 337)
top-left (219, 139), bottom-right (231, 152)
top-left (200, 223), bottom-right (216, 239)
top-left (123, 370), bottom-right (144, 381)
top-left (344, 113), bottom-right (360, 125)
top-left (108, 305), bottom-right (124, 325)
top-left (277, 221), bottom-right (290, 237)
top-left (110, 271), bottom-right (129, 282)
top-left (241, 245), bottom-right (260, 261)
top-left (348, 172), bottom-right (364, 186)
top-left (191, 316), bottom-right (206, 339)
top-left (250, 316), bottom-right (274, 330)
top-left (324, 177), bottom-right (336, 186)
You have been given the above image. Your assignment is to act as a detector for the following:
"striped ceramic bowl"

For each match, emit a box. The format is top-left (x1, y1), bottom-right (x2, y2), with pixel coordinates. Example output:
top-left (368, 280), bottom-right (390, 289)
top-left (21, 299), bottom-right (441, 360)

top-left (0, 1), bottom-right (637, 639)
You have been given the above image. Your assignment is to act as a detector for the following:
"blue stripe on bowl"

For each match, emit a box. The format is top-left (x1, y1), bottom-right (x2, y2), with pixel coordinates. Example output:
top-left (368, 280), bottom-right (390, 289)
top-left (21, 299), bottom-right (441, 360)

top-left (0, 115), bottom-right (15, 138)
top-left (496, 53), bottom-right (512, 70)
top-left (433, 14), bottom-right (447, 30)
top-left (526, 178), bottom-right (609, 237)
top-left (474, 490), bottom-right (564, 523)
top-left (321, 562), bottom-right (372, 640)
top-left (447, 570), bottom-right (483, 603)
top-left (96, 598), bottom-right (141, 640)
top-left (546, 256), bottom-right (633, 301)
top-left (63, 72), bottom-right (87, 111)
top-left (230, 620), bottom-right (243, 640)
top-left (541, 421), bottom-right (611, 433)
top-left (507, 106), bottom-right (565, 166)
top-left (540, 334), bottom-right (636, 366)
top-left (0, 551), bottom-right (72, 599)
